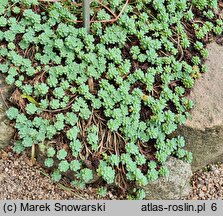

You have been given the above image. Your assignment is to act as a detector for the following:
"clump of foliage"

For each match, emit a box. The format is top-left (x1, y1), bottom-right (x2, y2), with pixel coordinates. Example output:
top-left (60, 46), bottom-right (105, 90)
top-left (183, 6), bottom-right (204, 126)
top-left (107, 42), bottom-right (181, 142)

top-left (1, 0), bottom-right (222, 199)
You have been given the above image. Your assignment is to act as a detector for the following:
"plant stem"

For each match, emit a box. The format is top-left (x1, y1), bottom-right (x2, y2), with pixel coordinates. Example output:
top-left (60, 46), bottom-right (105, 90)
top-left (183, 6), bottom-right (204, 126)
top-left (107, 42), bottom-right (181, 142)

top-left (31, 144), bottom-right (35, 165)
top-left (82, 0), bottom-right (91, 33)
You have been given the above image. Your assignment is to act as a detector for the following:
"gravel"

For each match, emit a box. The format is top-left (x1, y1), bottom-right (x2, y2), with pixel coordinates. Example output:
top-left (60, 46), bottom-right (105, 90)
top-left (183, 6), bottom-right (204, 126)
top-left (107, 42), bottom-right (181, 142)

top-left (0, 150), bottom-right (97, 200)
top-left (0, 149), bottom-right (222, 200)
top-left (186, 164), bottom-right (223, 200)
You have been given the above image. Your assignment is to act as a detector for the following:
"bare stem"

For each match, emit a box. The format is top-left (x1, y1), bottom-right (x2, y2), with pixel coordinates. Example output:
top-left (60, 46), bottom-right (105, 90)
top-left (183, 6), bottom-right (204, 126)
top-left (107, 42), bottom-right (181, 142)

top-left (31, 144), bottom-right (35, 165)
top-left (82, 0), bottom-right (91, 33)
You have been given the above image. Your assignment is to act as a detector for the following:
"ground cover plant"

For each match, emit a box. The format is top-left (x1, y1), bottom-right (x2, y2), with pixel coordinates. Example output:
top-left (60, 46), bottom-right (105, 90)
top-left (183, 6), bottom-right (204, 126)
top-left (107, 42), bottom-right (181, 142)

top-left (0, 0), bottom-right (223, 199)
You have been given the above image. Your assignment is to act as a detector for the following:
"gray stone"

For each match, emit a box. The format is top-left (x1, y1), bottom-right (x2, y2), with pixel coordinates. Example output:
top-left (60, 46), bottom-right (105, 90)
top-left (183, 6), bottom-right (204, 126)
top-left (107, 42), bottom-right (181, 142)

top-left (143, 157), bottom-right (192, 200)
top-left (0, 121), bottom-right (14, 149)
top-left (176, 43), bottom-right (223, 171)
top-left (0, 77), bottom-right (14, 149)
top-left (177, 126), bottom-right (223, 171)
